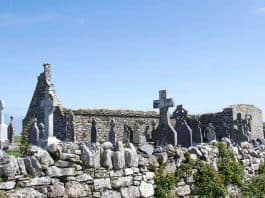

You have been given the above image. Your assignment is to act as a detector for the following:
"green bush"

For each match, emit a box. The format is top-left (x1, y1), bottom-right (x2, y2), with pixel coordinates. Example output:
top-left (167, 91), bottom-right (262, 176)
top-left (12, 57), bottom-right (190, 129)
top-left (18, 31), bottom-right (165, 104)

top-left (195, 161), bottom-right (227, 198)
top-left (21, 119), bottom-right (33, 156)
top-left (217, 143), bottom-right (244, 186)
top-left (154, 174), bottom-right (176, 198)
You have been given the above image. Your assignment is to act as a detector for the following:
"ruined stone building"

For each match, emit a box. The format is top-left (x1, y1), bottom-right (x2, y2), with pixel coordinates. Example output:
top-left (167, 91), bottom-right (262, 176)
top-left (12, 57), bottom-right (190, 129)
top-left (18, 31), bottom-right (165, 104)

top-left (23, 65), bottom-right (264, 145)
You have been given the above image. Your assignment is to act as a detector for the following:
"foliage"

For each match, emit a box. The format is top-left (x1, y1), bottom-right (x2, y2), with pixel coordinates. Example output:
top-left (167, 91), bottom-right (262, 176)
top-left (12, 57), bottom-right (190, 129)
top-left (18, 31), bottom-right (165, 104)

top-left (0, 192), bottom-right (8, 198)
top-left (154, 164), bottom-right (176, 198)
top-left (217, 142), bottom-right (244, 187)
top-left (6, 151), bottom-right (24, 158)
top-left (195, 161), bottom-right (227, 198)
top-left (14, 136), bottom-right (21, 145)
top-left (242, 163), bottom-right (265, 197)
top-left (21, 119), bottom-right (33, 156)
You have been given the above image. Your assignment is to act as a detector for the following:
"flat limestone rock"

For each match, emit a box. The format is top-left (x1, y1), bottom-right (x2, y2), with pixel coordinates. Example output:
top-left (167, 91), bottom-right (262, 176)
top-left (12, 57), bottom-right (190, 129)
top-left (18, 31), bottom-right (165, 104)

top-left (138, 144), bottom-right (154, 155)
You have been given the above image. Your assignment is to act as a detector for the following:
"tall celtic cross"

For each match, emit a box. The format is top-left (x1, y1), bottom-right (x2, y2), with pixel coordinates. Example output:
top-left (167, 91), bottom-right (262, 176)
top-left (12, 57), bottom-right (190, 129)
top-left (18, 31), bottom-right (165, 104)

top-left (153, 90), bottom-right (175, 125)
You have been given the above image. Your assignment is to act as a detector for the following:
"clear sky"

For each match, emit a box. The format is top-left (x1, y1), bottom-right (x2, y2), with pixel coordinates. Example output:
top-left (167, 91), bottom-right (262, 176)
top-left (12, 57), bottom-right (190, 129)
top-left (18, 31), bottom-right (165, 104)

top-left (0, 1), bottom-right (265, 133)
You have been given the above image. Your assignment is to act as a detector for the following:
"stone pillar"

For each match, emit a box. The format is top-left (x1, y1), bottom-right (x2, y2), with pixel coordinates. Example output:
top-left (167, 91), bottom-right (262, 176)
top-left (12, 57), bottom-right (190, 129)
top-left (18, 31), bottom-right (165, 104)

top-left (0, 100), bottom-right (8, 148)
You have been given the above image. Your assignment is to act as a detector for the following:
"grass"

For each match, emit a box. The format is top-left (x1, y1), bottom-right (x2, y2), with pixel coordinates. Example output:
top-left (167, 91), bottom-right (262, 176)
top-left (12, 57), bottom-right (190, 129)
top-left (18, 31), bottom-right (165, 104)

top-left (6, 151), bottom-right (23, 158)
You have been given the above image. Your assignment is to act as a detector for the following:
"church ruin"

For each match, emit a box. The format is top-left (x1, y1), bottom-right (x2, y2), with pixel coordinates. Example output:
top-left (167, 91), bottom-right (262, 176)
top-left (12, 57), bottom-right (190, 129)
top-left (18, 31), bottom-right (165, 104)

top-left (23, 64), bottom-right (264, 146)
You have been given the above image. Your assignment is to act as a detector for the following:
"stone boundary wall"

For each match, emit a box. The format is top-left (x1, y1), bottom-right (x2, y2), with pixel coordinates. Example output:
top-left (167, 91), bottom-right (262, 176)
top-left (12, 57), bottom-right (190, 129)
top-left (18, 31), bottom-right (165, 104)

top-left (71, 110), bottom-right (160, 143)
top-left (0, 142), bottom-right (155, 198)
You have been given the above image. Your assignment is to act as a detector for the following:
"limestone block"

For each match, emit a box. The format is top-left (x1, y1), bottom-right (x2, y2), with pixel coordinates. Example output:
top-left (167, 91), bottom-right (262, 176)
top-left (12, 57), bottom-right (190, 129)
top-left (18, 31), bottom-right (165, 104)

top-left (139, 181), bottom-right (154, 198)
top-left (120, 186), bottom-right (140, 198)
top-left (94, 178), bottom-right (111, 191)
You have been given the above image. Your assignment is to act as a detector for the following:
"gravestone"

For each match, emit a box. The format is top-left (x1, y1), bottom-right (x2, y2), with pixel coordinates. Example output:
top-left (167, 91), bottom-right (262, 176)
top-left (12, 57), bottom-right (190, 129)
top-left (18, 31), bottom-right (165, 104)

top-left (29, 118), bottom-right (40, 145)
top-left (66, 111), bottom-right (74, 141)
top-left (91, 118), bottom-right (97, 143)
top-left (38, 123), bottom-right (45, 139)
top-left (38, 86), bottom-right (60, 148)
top-left (206, 123), bottom-right (216, 142)
top-left (0, 100), bottom-right (8, 148)
top-left (108, 119), bottom-right (116, 145)
top-left (153, 90), bottom-right (177, 146)
top-left (188, 116), bottom-right (203, 144)
top-left (231, 113), bottom-right (249, 144)
top-left (123, 121), bottom-right (131, 143)
top-left (8, 116), bottom-right (15, 144)
top-left (132, 122), bottom-right (147, 145)
top-left (173, 105), bottom-right (192, 147)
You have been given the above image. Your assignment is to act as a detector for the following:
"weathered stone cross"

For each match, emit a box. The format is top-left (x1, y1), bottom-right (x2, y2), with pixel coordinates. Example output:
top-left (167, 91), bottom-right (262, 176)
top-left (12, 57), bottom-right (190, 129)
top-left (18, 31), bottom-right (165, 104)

top-left (153, 90), bottom-right (175, 125)
top-left (153, 90), bottom-right (178, 146)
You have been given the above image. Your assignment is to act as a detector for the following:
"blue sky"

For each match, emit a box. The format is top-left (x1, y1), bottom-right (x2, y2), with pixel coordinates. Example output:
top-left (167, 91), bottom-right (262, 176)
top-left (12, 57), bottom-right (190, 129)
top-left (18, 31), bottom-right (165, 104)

top-left (0, 1), bottom-right (265, 132)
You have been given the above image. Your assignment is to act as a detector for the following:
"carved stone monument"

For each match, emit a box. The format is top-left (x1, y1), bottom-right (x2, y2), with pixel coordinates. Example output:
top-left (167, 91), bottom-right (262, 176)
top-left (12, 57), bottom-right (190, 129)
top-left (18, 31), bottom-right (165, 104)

top-left (153, 90), bottom-right (177, 146)
top-left (0, 100), bottom-right (8, 148)
top-left (8, 116), bottom-right (15, 144)
top-left (108, 119), bottom-right (116, 145)
top-left (38, 86), bottom-right (60, 148)
top-left (188, 116), bottom-right (203, 144)
top-left (29, 118), bottom-right (40, 145)
top-left (91, 118), bottom-right (97, 143)
top-left (173, 105), bottom-right (192, 147)
top-left (123, 121), bottom-right (131, 143)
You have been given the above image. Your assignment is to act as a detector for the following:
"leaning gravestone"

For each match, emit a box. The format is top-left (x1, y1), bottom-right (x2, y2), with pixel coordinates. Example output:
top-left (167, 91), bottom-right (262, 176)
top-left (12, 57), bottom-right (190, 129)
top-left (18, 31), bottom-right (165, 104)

top-left (8, 116), bottom-right (15, 144)
top-left (206, 123), bottom-right (216, 142)
top-left (0, 100), bottom-right (8, 148)
top-left (91, 118), bottom-right (97, 143)
top-left (173, 105), bottom-right (192, 148)
top-left (188, 115), bottom-right (203, 144)
top-left (108, 119), bottom-right (116, 145)
top-left (132, 122), bottom-right (147, 145)
top-left (153, 90), bottom-right (177, 146)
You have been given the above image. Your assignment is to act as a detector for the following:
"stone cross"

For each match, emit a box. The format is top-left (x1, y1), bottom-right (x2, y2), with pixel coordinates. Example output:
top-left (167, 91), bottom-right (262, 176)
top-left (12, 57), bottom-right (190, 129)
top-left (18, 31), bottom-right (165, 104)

top-left (91, 118), bottom-right (97, 143)
top-left (153, 90), bottom-right (175, 125)
top-left (41, 86), bottom-right (56, 138)
top-left (153, 90), bottom-right (178, 146)
top-left (0, 100), bottom-right (8, 146)
top-left (173, 105), bottom-right (192, 148)
top-left (108, 118), bottom-right (116, 145)
top-left (8, 116), bottom-right (15, 144)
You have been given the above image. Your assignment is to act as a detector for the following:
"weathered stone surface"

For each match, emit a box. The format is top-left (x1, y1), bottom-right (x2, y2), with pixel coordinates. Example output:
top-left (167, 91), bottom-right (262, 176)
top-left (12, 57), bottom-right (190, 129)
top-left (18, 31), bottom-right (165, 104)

top-left (17, 158), bottom-right (27, 176)
top-left (47, 182), bottom-right (65, 198)
top-left (138, 144), bottom-right (154, 155)
top-left (29, 146), bottom-right (54, 169)
top-left (23, 156), bottom-right (42, 177)
top-left (175, 185), bottom-right (191, 196)
top-left (0, 156), bottom-right (20, 177)
top-left (94, 178), bottom-right (111, 191)
top-left (18, 177), bottom-right (51, 187)
top-left (102, 149), bottom-right (113, 170)
top-left (102, 190), bottom-right (121, 198)
top-left (46, 166), bottom-right (77, 177)
top-left (120, 186), bottom-right (140, 198)
top-left (47, 143), bottom-right (62, 160)
top-left (0, 181), bottom-right (16, 190)
top-left (81, 143), bottom-right (100, 169)
top-left (8, 187), bottom-right (45, 198)
top-left (139, 181), bottom-right (154, 198)
top-left (125, 143), bottom-right (138, 168)
top-left (111, 176), bottom-right (133, 189)
top-left (112, 151), bottom-right (125, 170)
top-left (65, 181), bottom-right (89, 197)
top-left (76, 173), bottom-right (93, 182)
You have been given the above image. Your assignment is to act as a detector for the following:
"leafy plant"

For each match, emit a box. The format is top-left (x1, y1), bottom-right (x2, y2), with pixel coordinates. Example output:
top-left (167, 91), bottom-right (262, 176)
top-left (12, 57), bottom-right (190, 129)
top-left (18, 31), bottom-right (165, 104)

top-left (21, 119), bottom-right (33, 156)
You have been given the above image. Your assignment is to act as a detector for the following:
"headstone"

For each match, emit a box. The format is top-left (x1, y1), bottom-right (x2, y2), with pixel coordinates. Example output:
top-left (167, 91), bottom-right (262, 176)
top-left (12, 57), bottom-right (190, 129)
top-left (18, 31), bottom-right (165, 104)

top-left (153, 90), bottom-right (177, 146)
top-left (66, 111), bottom-right (74, 141)
top-left (206, 123), bottom-right (216, 142)
top-left (173, 105), bottom-right (192, 147)
top-left (123, 121), bottom-right (130, 143)
top-left (38, 86), bottom-right (60, 148)
top-left (91, 118), bottom-right (97, 143)
top-left (144, 124), bottom-right (151, 142)
top-left (108, 119), bottom-right (116, 145)
top-left (29, 118), bottom-right (39, 145)
top-left (188, 116), bottom-right (203, 144)
top-left (231, 113), bottom-right (249, 144)
top-left (38, 123), bottom-right (45, 139)
top-left (8, 116), bottom-right (15, 144)
top-left (0, 100), bottom-right (8, 148)
top-left (132, 122), bottom-right (147, 145)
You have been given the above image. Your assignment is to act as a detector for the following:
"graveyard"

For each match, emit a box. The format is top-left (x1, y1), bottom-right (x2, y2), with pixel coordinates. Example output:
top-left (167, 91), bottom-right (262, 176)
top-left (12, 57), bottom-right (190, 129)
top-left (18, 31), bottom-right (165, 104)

top-left (0, 65), bottom-right (264, 198)
top-left (1, 1), bottom-right (265, 198)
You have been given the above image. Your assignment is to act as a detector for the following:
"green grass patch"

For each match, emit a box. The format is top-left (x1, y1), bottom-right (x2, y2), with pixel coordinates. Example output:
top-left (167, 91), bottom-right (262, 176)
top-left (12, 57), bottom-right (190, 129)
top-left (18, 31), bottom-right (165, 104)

top-left (6, 151), bottom-right (23, 158)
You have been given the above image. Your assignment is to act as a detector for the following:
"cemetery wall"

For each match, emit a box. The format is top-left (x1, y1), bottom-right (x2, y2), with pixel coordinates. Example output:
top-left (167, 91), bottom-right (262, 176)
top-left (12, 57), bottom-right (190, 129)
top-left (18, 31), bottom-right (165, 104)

top-left (71, 110), bottom-right (159, 143)
top-left (1, 140), bottom-right (265, 197)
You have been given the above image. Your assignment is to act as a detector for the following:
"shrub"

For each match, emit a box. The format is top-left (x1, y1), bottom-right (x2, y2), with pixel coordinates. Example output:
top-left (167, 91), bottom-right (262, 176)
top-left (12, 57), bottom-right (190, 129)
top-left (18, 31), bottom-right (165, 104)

top-left (217, 143), bottom-right (244, 187)
top-left (21, 119), bottom-right (33, 156)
